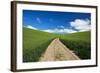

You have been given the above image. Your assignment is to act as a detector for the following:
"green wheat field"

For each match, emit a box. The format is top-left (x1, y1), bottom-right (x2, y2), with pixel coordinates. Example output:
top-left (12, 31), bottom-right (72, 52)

top-left (23, 27), bottom-right (91, 62)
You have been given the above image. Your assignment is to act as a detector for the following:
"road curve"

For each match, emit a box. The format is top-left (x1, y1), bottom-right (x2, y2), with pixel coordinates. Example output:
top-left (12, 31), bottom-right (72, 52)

top-left (40, 38), bottom-right (80, 61)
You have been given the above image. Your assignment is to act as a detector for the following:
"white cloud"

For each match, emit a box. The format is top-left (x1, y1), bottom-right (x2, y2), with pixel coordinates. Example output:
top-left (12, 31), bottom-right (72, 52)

top-left (25, 25), bottom-right (77, 33)
top-left (70, 19), bottom-right (91, 31)
top-left (43, 29), bottom-right (54, 33)
top-left (63, 29), bottom-right (77, 33)
top-left (43, 28), bottom-right (77, 33)
top-left (58, 25), bottom-right (65, 28)
top-left (26, 25), bottom-right (37, 30)
top-left (36, 17), bottom-right (41, 23)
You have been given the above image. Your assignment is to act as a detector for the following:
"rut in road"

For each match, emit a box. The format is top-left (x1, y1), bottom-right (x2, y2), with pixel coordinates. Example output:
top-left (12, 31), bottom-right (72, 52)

top-left (40, 38), bottom-right (80, 61)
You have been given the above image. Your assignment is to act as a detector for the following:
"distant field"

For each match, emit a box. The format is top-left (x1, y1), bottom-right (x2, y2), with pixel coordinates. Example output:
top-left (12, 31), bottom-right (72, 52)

top-left (23, 27), bottom-right (91, 62)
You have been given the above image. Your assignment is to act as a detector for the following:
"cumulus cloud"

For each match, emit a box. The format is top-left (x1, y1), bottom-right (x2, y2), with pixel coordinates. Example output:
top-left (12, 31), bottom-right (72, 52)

top-left (43, 28), bottom-right (77, 33)
top-left (26, 25), bottom-right (37, 30)
top-left (70, 19), bottom-right (91, 32)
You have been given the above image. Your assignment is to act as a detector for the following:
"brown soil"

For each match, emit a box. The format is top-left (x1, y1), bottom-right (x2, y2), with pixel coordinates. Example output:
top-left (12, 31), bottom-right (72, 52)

top-left (40, 38), bottom-right (80, 61)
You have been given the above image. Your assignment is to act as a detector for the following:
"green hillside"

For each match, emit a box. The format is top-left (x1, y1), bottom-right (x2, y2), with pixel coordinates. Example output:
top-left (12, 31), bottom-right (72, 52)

top-left (23, 28), bottom-right (56, 62)
top-left (61, 31), bottom-right (90, 42)
top-left (23, 27), bottom-right (91, 62)
top-left (59, 31), bottom-right (91, 59)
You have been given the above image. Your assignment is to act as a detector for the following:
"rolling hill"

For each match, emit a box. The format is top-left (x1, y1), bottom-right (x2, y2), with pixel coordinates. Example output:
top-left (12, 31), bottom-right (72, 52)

top-left (23, 27), bottom-right (91, 62)
top-left (59, 31), bottom-right (91, 59)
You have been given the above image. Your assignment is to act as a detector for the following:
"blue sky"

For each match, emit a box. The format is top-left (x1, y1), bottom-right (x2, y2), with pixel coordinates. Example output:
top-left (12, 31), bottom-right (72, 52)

top-left (23, 10), bottom-right (91, 33)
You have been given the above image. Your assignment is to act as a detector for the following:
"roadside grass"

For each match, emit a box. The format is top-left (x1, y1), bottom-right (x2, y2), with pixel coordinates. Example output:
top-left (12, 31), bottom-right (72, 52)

top-left (59, 31), bottom-right (91, 59)
top-left (23, 39), bottom-right (54, 62)
top-left (60, 39), bottom-right (91, 59)
top-left (23, 28), bottom-right (55, 62)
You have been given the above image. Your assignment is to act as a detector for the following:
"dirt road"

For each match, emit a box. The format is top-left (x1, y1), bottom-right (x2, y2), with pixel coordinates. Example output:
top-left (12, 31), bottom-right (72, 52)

top-left (40, 38), bottom-right (80, 61)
